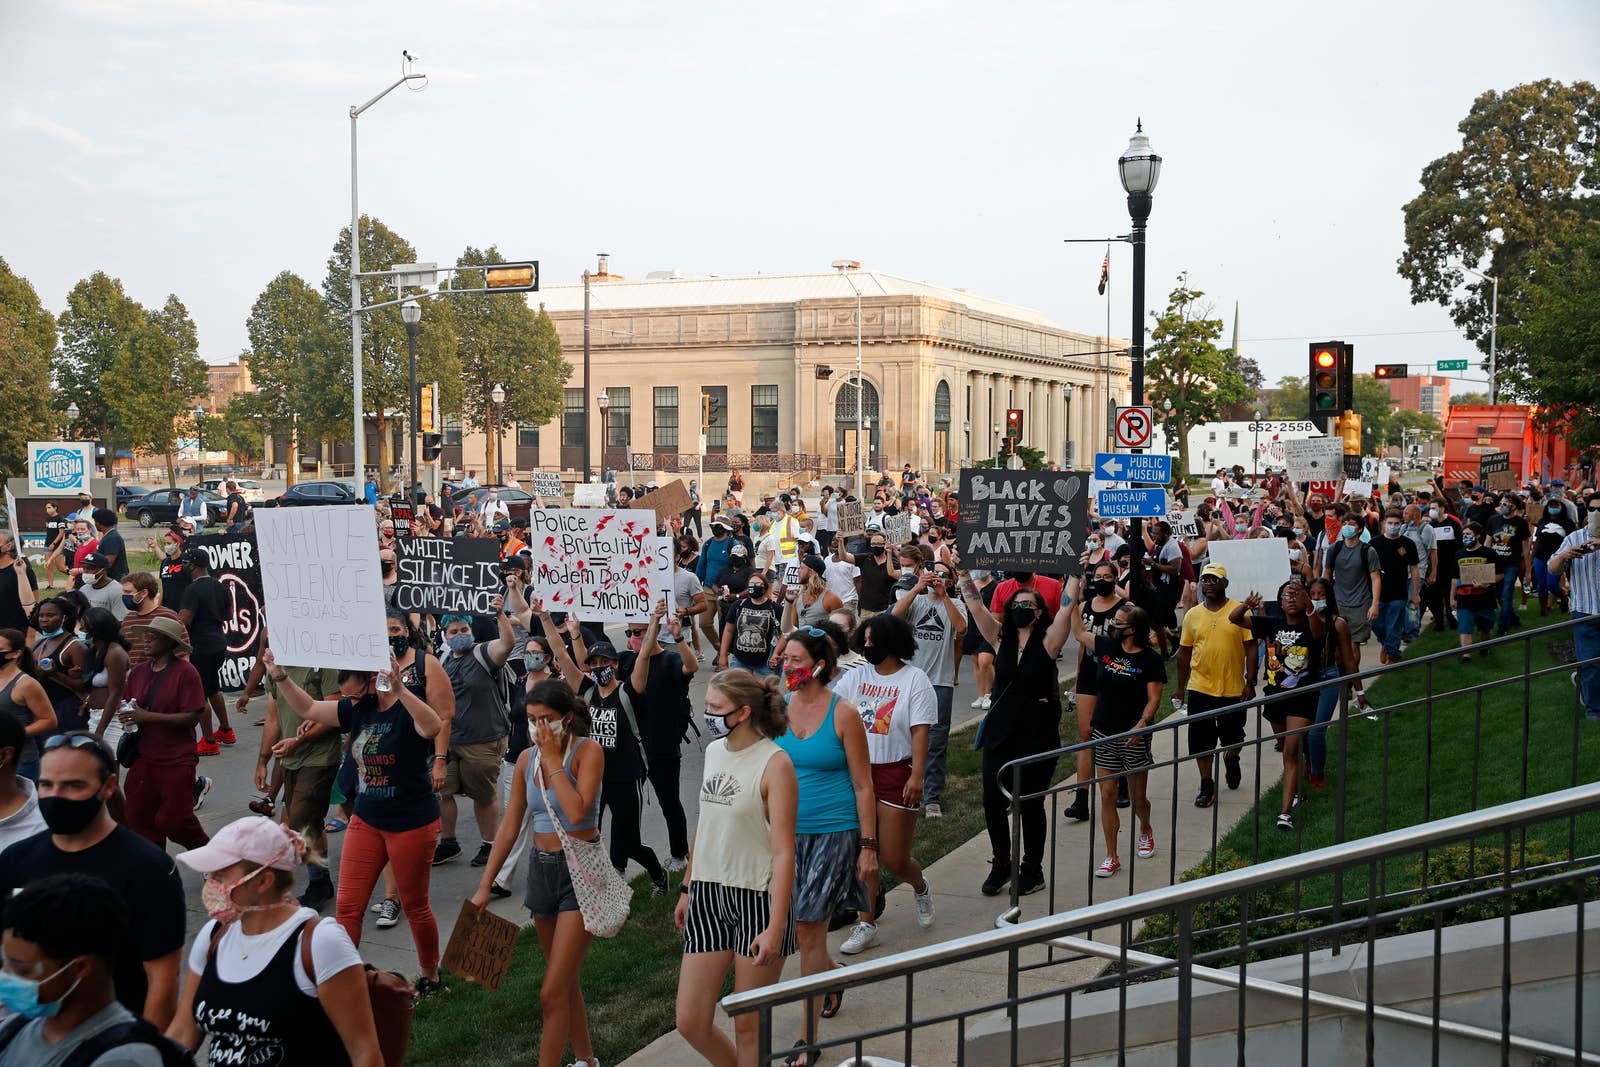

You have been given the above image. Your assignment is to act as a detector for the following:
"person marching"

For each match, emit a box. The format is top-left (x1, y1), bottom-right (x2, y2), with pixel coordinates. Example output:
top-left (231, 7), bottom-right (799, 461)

top-left (0, 629), bottom-right (57, 782)
top-left (1178, 564), bottom-right (1257, 809)
top-left (1063, 559), bottom-right (1128, 823)
top-left (1231, 578), bottom-right (1324, 831)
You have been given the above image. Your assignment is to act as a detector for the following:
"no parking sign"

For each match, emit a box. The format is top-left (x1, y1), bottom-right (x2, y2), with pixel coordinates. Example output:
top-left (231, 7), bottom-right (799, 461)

top-left (1114, 406), bottom-right (1154, 449)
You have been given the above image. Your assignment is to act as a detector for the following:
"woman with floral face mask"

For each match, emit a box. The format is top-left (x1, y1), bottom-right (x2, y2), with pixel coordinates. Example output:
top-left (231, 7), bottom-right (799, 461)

top-left (169, 817), bottom-right (381, 1066)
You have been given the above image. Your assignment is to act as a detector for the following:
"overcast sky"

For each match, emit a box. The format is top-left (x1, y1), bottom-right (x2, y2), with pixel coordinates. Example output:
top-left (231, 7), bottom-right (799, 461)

top-left (3, 0), bottom-right (1596, 389)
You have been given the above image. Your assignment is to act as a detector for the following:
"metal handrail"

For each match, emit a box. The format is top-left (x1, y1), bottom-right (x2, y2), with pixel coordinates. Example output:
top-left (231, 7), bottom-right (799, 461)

top-left (720, 781), bottom-right (1600, 1014)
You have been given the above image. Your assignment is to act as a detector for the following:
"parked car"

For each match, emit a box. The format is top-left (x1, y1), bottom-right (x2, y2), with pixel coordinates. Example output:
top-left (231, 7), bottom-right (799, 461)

top-left (126, 488), bottom-right (227, 528)
top-left (448, 484), bottom-right (535, 524)
top-left (114, 485), bottom-right (149, 511)
top-left (265, 481), bottom-right (360, 507)
top-left (196, 478), bottom-right (266, 504)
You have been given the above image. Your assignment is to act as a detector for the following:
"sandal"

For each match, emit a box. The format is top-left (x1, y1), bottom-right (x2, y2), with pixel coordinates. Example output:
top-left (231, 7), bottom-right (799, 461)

top-left (819, 962), bottom-right (846, 1019)
top-left (784, 1039), bottom-right (818, 1067)
top-left (324, 817), bottom-right (348, 834)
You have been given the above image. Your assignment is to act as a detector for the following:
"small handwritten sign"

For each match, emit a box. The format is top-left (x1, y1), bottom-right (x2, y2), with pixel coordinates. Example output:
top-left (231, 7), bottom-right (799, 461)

top-left (836, 499), bottom-right (865, 537)
top-left (530, 472), bottom-right (564, 499)
top-left (441, 901), bottom-right (520, 991)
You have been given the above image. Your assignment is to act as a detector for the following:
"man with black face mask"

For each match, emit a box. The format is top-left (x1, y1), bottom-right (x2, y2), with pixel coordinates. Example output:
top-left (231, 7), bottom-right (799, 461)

top-left (840, 533), bottom-right (901, 617)
top-left (717, 572), bottom-right (785, 675)
top-left (0, 734), bottom-right (187, 1029)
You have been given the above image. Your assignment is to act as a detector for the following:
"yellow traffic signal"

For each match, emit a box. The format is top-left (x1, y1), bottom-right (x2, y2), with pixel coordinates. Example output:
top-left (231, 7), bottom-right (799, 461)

top-left (484, 262), bottom-right (539, 292)
top-left (1336, 411), bottom-right (1363, 455)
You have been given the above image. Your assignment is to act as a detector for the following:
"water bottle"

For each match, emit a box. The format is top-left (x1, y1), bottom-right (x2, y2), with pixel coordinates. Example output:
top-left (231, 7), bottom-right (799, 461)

top-left (376, 671), bottom-right (392, 693)
top-left (118, 698), bottom-right (140, 734)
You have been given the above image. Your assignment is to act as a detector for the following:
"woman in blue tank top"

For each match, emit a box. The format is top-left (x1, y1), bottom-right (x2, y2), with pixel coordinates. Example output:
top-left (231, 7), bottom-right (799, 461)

top-left (472, 679), bottom-right (605, 1067)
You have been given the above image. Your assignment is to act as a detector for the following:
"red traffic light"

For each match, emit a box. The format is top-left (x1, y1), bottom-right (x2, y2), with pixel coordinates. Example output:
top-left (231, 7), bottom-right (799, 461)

top-left (1004, 408), bottom-right (1024, 440)
top-left (1314, 348), bottom-right (1338, 369)
top-left (1374, 363), bottom-right (1408, 379)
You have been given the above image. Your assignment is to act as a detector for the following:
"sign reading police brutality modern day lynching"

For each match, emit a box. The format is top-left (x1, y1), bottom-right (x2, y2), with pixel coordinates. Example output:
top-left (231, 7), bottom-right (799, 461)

top-left (957, 468), bottom-right (1090, 576)
top-left (252, 505), bottom-right (390, 673)
top-left (392, 536), bottom-right (502, 616)
top-left (186, 532), bottom-right (264, 693)
top-left (526, 508), bottom-right (672, 623)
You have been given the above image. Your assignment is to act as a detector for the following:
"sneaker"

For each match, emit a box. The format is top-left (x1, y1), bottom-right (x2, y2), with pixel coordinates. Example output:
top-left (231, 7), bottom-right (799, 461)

top-left (912, 882), bottom-right (935, 929)
top-left (1276, 813), bottom-right (1294, 832)
top-left (214, 727), bottom-right (237, 746)
top-left (414, 975), bottom-right (443, 998)
top-left (1116, 779), bottom-right (1130, 809)
top-left (978, 694), bottom-right (991, 710)
top-left (839, 921), bottom-right (879, 955)
top-left (369, 900), bottom-right (388, 914)
top-left (970, 695), bottom-right (986, 709)
top-left (924, 802), bottom-right (943, 819)
top-left (247, 796), bottom-right (275, 817)
top-left (1308, 773), bottom-right (1326, 790)
top-left (1224, 755), bottom-right (1242, 791)
top-left (196, 738), bottom-right (221, 757)
top-left (1063, 790), bottom-right (1090, 822)
top-left (470, 842), bottom-right (492, 867)
top-left (192, 775), bottom-right (212, 811)
top-left (431, 838), bottom-right (462, 866)
top-left (1017, 866), bottom-right (1046, 896)
top-left (566, 1057), bottom-right (601, 1067)
top-left (1194, 780), bottom-right (1216, 808)
top-left (665, 855), bottom-right (688, 873)
top-left (1095, 856), bottom-right (1121, 879)
top-left (489, 882), bottom-right (512, 899)
top-left (1171, 696), bottom-right (1186, 714)
top-left (375, 898), bottom-right (401, 928)
top-left (980, 860), bottom-right (1012, 897)
top-left (651, 869), bottom-right (670, 897)
top-left (1136, 831), bottom-right (1156, 859)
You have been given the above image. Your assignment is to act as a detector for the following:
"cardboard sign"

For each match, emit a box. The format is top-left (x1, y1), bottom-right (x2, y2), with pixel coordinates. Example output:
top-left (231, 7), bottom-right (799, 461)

top-left (1283, 437), bottom-right (1342, 485)
top-left (1480, 451), bottom-right (1515, 491)
top-left (253, 506), bottom-right (390, 672)
top-left (652, 536), bottom-right (677, 615)
top-left (836, 499), bottom-right (865, 537)
top-left (441, 901), bottom-right (520, 992)
top-left (184, 532), bottom-right (266, 693)
top-left (957, 468), bottom-right (1090, 576)
top-left (632, 479), bottom-right (692, 522)
top-left (571, 483), bottom-right (607, 507)
top-left (3, 488), bottom-right (18, 556)
top-left (881, 512), bottom-right (912, 547)
top-left (393, 536), bottom-right (503, 616)
top-left (530, 472), bottom-right (564, 499)
top-left (1167, 509), bottom-right (1199, 538)
top-left (1204, 537), bottom-right (1292, 603)
top-left (1458, 562), bottom-right (1499, 588)
top-left (525, 508), bottom-right (671, 622)
top-left (1341, 478), bottom-right (1371, 499)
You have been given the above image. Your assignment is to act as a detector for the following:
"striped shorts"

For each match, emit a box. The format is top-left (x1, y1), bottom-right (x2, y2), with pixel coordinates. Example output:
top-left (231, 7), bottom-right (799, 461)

top-left (682, 880), bottom-right (798, 957)
top-left (1090, 728), bottom-right (1154, 773)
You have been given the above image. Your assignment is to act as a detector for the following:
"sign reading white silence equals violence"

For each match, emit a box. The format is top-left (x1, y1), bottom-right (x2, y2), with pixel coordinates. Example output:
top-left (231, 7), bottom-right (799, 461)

top-left (956, 468), bottom-right (1090, 577)
top-left (252, 505), bottom-right (391, 673)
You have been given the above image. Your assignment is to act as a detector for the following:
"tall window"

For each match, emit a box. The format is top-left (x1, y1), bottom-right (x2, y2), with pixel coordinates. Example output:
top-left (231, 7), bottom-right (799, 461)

top-left (751, 385), bottom-right (778, 453)
top-left (442, 415), bottom-right (463, 446)
top-left (703, 385), bottom-right (728, 451)
top-left (563, 389), bottom-right (585, 448)
top-left (517, 424), bottom-right (539, 448)
top-left (605, 387), bottom-right (630, 448)
top-left (1227, 431), bottom-right (1239, 448)
top-left (653, 387), bottom-right (678, 450)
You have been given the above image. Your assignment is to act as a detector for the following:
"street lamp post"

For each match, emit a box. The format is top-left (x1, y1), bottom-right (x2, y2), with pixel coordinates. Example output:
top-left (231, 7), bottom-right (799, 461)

top-left (490, 383), bottom-right (506, 486)
top-left (65, 402), bottom-right (79, 439)
top-left (1462, 266), bottom-right (1499, 403)
top-left (832, 260), bottom-right (866, 498)
top-left (963, 419), bottom-right (971, 468)
top-left (1118, 119), bottom-right (1162, 567)
top-left (1252, 408), bottom-right (1262, 479)
top-left (401, 299), bottom-right (422, 500)
top-left (991, 423), bottom-right (1000, 463)
top-left (192, 406), bottom-right (206, 486)
top-left (597, 391), bottom-right (610, 482)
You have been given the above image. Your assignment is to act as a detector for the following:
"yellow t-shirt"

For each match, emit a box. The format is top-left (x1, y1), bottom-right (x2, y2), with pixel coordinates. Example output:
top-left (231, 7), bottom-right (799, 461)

top-left (1179, 599), bottom-right (1252, 698)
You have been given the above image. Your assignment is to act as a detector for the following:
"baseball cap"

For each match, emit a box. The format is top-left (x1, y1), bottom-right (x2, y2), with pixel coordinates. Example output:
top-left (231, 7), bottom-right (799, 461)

top-left (731, 543), bottom-right (749, 557)
top-left (585, 641), bottom-right (619, 664)
top-left (1200, 563), bottom-right (1228, 580)
top-left (80, 552), bottom-right (109, 571)
top-left (710, 519), bottom-right (730, 531)
top-left (176, 816), bottom-right (307, 875)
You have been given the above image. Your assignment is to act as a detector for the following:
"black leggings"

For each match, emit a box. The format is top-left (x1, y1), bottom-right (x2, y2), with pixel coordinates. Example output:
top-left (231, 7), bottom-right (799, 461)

top-left (601, 777), bottom-right (664, 879)
top-left (981, 739), bottom-right (1058, 873)
top-left (645, 756), bottom-right (689, 860)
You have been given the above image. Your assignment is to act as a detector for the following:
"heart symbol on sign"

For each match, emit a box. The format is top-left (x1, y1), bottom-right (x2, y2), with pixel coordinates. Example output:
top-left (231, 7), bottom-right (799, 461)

top-left (1053, 478), bottom-right (1081, 504)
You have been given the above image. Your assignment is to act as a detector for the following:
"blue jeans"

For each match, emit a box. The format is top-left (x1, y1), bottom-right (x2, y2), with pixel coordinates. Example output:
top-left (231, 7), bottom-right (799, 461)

top-left (1497, 567), bottom-right (1520, 632)
top-left (923, 684), bottom-right (954, 806)
top-left (1574, 612), bottom-right (1600, 719)
top-left (1373, 599), bottom-right (1408, 659)
top-left (1308, 664), bottom-right (1343, 779)
top-left (1532, 557), bottom-right (1562, 599)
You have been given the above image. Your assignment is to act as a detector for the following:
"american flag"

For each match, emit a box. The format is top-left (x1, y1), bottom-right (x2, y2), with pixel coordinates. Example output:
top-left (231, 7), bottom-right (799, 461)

top-left (1097, 248), bottom-right (1110, 295)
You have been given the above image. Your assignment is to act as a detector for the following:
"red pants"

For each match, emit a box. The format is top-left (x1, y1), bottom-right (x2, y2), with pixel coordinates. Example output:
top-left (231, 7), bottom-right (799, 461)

top-left (125, 760), bottom-right (209, 851)
top-left (336, 815), bottom-right (441, 971)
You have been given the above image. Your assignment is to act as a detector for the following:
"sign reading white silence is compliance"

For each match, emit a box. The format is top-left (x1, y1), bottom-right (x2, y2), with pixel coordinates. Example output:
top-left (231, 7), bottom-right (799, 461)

top-left (253, 505), bottom-right (390, 672)
top-left (393, 536), bottom-right (502, 616)
top-left (957, 468), bottom-right (1090, 576)
top-left (526, 508), bottom-right (672, 623)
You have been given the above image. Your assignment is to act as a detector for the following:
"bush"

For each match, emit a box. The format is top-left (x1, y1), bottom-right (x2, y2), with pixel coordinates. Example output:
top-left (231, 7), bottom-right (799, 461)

top-left (1133, 848), bottom-right (1318, 971)
top-left (1390, 841), bottom-right (1598, 935)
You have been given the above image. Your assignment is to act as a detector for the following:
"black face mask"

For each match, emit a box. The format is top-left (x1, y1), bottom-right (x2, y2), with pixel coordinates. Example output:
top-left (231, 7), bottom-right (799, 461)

top-left (861, 644), bottom-right (890, 665)
top-left (748, 585), bottom-right (766, 598)
top-left (1008, 605), bottom-right (1039, 628)
top-left (389, 635), bottom-right (411, 659)
top-left (1090, 579), bottom-right (1116, 597)
top-left (39, 793), bottom-right (104, 836)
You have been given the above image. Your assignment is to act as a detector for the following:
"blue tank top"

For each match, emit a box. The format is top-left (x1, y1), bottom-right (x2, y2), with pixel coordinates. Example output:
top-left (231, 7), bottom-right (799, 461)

top-left (524, 738), bottom-right (602, 834)
top-left (774, 692), bottom-right (858, 834)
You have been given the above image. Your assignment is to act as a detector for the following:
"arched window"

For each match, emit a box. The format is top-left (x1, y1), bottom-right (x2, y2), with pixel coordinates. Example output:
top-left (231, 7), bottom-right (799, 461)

top-left (933, 381), bottom-right (952, 427)
top-left (833, 379), bottom-right (880, 475)
top-left (833, 379), bottom-right (881, 423)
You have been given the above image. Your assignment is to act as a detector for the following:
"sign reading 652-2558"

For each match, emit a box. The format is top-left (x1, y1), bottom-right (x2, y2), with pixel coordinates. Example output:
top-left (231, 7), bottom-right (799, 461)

top-left (1245, 421), bottom-right (1319, 433)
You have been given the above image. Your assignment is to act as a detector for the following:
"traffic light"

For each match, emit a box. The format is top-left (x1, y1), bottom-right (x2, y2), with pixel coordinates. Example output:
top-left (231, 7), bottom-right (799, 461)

top-left (418, 383), bottom-right (436, 433)
top-left (482, 261), bottom-right (539, 293)
top-left (1334, 412), bottom-right (1363, 456)
top-left (1005, 408), bottom-right (1024, 441)
top-left (1373, 364), bottom-right (1408, 380)
top-left (701, 393), bottom-right (721, 431)
top-left (421, 433), bottom-right (443, 461)
top-left (1308, 341), bottom-right (1353, 429)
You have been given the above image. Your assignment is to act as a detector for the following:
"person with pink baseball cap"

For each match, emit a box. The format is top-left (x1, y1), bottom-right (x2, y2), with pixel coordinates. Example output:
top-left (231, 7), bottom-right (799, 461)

top-left (166, 816), bottom-right (381, 1067)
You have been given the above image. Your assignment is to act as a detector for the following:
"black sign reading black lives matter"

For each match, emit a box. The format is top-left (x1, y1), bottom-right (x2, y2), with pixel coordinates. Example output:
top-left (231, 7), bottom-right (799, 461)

top-left (393, 536), bottom-right (503, 616)
top-left (957, 468), bottom-right (1090, 576)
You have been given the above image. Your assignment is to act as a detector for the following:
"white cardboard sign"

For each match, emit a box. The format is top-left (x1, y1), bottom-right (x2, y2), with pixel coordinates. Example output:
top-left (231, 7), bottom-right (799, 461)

top-left (525, 508), bottom-right (671, 622)
top-left (253, 505), bottom-right (390, 672)
top-left (1283, 437), bottom-right (1341, 484)
top-left (1203, 538), bottom-right (1292, 604)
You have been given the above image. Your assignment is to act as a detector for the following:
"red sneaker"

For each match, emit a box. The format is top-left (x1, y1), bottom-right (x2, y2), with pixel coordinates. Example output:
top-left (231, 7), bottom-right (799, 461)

top-left (214, 728), bottom-right (237, 746)
top-left (1308, 773), bottom-right (1326, 790)
top-left (196, 739), bottom-right (221, 757)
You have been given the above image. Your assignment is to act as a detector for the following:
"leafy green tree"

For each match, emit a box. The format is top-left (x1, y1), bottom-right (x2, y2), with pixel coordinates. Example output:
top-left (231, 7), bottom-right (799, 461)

top-left (323, 217), bottom-right (460, 486)
top-left (1389, 409), bottom-right (1444, 454)
top-left (1398, 79), bottom-right (1600, 373)
top-left (244, 271), bottom-right (348, 484)
top-left (210, 392), bottom-right (268, 465)
top-left (1144, 274), bottom-right (1252, 479)
top-left (1500, 224), bottom-right (1600, 450)
top-left (0, 258), bottom-right (58, 480)
top-left (1267, 374), bottom-right (1308, 420)
top-left (107, 295), bottom-right (209, 486)
top-left (56, 272), bottom-right (145, 472)
top-left (1450, 390), bottom-right (1490, 408)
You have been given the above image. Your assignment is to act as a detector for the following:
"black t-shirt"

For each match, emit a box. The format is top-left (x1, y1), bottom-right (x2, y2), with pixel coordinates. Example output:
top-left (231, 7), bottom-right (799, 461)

top-left (180, 574), bottom-right (227, 654)
top-left (578, 678), bottom-right (646, 781)
top-left (97, 528), bottom-right (129, 580)
top-left (856, 557), bottom-right (895, 612)
top-left (1372, 535), bottom-right (1418, 602)
top-left (1076, 596), bottom-right (1127, 679)
top-left (44, 517), bottom-right (69, 550)
top-left (620, 649), bottom-right (688, 759)
top-left (1533, 513), bottom-right (1576, 561)
top-left (1249, 615), bottom-right (1322, 713)
top-left (727, 597), bottom-right (784, 669)
top-left (0, 826), bottom-right (186, 1018)
top-left (1088, 635), bottom-right (1165, 733)
top-left (1453, 541), bottom-right (1505, 609)
top-left (1486, 514), bottom-right (1530, 567)
top-left (0, 559), bottom-right (38, 632)
top-left (159, 555), bottom-right (191, 608)
top-left (337, 694), bottom-right (440, 831)
top-left (1430, 518), bottom-right (1464, 580)
top-left (225, 492), bottom-right (248, 523)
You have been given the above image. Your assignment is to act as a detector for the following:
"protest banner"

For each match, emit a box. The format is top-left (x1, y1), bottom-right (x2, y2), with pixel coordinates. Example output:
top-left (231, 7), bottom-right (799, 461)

top-left (1480, 451), bottom-right (1515, 491)
top-left (571, 483), bottom-right (607, 507)
top-left (653, 535), bottom-right (677, 614)
top-left (530, 472), bottom-right (564, 499)
top-left (526, 508), bottom-right (671, 622)
top-left (252, 506), bottom-right (389, 672)
top-left (392, 536), bottom-right (502, 616)
top-left (1458, 562), bottom-right (1499, 588)
top-left (1284, 437), bottom-right (1342, 484)
top-left (185, 532), bottom-right (265, 692)
top-left (1341, 477), bottom-right (1371, 499)
top-left (836, 499), bottom-right (865, 537)
top-left (1166, 509), bottom-right (1199, 538)
top-left (441, 901), bottom-right (520, 992)
top-left (389, 499), bottom-right (413, 526)
top-left (957, 468), bottom-right (1090, 576)
top-left (1204, 537), bottom-right (1292, 603)
top-left (3, 488), bottom-right (18, 556)
top-left (632, 479), bottom-right (692, 523)
top-left (881, 513), bottom-right (912, 547)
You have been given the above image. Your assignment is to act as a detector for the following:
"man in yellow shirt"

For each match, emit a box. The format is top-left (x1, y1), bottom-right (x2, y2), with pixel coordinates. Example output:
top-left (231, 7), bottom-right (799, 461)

top-left (1177, 563), bottom-right (1257, 809)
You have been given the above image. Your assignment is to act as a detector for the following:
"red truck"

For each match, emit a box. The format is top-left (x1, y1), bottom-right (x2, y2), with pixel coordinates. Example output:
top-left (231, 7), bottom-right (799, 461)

top-left (1442, 404), bottom-right (1583, 487)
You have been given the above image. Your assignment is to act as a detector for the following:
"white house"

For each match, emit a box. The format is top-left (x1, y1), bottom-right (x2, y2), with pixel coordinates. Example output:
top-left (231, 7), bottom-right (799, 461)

top-left (1145, 419), bottom-right (1328, 477)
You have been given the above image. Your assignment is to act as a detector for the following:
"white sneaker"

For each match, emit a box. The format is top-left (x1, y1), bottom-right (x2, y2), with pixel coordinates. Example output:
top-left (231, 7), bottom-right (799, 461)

top-left (970, 695), bottom-right (986, 709)
top-left (839, 920), bottom-right (879, 955)
top-left (924, 802), bottom-right (943, 819)
top-left (665, 855), bottom-right (687, 873)
top-left (913, 882), bottom-right (935, 929)
top-left (979, 694), bottom-right (991, 710)
top-left (1171, 697), bottom-right (1186, 715)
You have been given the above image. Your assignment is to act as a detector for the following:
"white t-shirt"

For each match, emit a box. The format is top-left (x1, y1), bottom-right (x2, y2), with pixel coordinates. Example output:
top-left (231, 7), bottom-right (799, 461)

top-left (816, 498), bottom-right (838, 533)
top-left (823, 559), bottom-right (860, 605)
top-left (831, 661), bottom-right (938, 765)
top-left (189, 910), bottom-right (363, 996)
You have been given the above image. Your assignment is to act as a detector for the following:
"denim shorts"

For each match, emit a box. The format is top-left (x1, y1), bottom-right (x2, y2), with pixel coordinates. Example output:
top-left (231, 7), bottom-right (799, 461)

top-left (525, 848), bottom-right (580, 917)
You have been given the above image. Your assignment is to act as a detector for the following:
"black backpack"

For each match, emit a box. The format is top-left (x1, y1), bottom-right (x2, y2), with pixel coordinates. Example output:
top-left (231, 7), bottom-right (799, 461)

top-left (1325, 538), bottom-right (1377, 579)
top-left (0, 1014), bottom-right (194, 1067)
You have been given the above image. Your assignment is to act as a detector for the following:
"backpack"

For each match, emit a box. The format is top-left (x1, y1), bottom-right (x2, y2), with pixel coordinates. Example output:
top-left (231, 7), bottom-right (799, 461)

top-left (1325, 538), bottom-right (1377, 581)
top-left (0, 1013), bottom-right (193, 1067)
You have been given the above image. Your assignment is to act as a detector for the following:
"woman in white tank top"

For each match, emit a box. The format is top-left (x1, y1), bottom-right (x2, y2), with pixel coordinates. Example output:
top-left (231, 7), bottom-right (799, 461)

top-left (674, 668), bottom-right (799, 1067)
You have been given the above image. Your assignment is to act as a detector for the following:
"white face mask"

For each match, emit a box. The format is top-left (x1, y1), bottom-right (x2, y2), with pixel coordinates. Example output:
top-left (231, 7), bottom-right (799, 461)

top-left (702, 708), bottom-right (741, 740)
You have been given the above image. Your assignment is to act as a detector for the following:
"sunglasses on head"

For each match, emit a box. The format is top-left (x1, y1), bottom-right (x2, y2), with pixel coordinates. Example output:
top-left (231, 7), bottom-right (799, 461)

top-left (790, 626), bottom-right (827, 639)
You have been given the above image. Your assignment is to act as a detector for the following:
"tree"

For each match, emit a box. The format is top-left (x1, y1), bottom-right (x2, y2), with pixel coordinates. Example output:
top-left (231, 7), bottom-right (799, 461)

top-left (1389, 409), bottom-right (1444, 454)
top-left (56, 272), bottom-right (146, 472)
top-left (244, 271), bottom-right (347, 484)
top-left (1348, 375), bottom-right (1399, 457)
top-left (1217, 355), bottom-right (1266, 421)
top-left (0, 258), bottom-right (57, 480)
top-left (445, 246), bottom-right (571, 483)
top-left (1398, 80), bottom-right (1600, 376)
top-left (1499, 223), bottom-right (1600, 451)
top-left (323, 217), bottom-right (460, 487)
top-left (1451, 391), bottom-right (1490, 407)
top-left (1266, 374), bottom-right (1309, 420)
top-left (210, 393), bottom-right (268, 465)
top-left (1143, 274), bottom-right (1252, 479)
top-left (107, 295), bottom-right (209, 486)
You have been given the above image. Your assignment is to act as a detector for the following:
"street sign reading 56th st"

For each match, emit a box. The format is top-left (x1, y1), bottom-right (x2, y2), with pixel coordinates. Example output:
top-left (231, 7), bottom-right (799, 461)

top-left (1437, 359), bottom-right (1469, 372)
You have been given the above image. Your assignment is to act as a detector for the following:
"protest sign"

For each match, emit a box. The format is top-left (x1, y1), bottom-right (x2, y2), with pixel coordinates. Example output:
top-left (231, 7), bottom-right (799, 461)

top-left (441, 901), bottom-right (520, 992)
top-left (1480, 451), bottom-right (1515, 491)
top-left (392, 536), bottom-right (502, 616)
top-left (1306, 479), bottom-right (1342, 503)
top-left (1458, 563), bottom-right (1498, 588)
top-left (185, 532), bottom-right (265, 692)
top-left (1283, 437), bottom-right (1341, 484)
top-left (389, 499), bottom-right (413, 526)
top-left (836, 499), bottom-right (865, 537)
top-left (530, 472), bottom-right (564, 499)
top-left (1167, 509), bottom-right (1199, 538)
top-left (1204, 537), bottom-right (1292, 603)
top-left (526, 508), bottom-right (671, 622)
top-left (252, 506), bottom-right (389, 672)
top-left (652, 535), bottom-right (677, 614)
top-left (881, 513), bottom-right (912, 546)
top-left (571, 483), bottom-right (607, 507)
top-left (1376, 463), bottom-right (1392, 490)
top-left (3, 488), bottom-right (18, 556)
top-left (632, 479), bottom-right (692, 523)
top-left (957, 468), bottom-right (1090, 576)
top-left (1341, 478), bottom-right (1371, 499)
